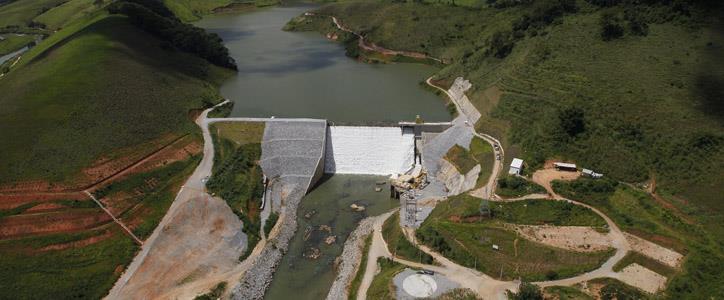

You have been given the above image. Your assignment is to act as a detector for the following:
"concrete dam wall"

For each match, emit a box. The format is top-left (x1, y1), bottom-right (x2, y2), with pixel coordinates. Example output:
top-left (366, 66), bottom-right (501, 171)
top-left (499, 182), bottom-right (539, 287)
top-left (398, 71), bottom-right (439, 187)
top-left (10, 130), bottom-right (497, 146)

top-left (325, 126), bottom-right (415, 175)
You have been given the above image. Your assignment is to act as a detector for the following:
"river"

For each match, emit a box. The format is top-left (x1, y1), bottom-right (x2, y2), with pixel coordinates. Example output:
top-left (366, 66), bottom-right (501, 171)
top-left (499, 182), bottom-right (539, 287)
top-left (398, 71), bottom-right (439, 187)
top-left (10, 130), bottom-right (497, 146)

top-left (195, 4), bottom-right (450, 123)
top-left (196, 4), bottom-right (444, 299)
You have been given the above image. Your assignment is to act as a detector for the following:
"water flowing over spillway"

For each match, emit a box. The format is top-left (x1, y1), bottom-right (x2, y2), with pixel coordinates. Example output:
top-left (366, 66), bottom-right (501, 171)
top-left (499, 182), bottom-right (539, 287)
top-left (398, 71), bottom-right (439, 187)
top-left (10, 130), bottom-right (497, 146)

top-left (324, 126), bottom-right (415, 175)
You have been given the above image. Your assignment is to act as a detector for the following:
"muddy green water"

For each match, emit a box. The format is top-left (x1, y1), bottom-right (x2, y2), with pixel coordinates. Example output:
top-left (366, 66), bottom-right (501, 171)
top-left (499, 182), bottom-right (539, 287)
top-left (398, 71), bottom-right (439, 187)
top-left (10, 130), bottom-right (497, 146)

top-left (265, 175), bottom-right (398, 300)
top-left (195, 5), bottom-right (450, 123)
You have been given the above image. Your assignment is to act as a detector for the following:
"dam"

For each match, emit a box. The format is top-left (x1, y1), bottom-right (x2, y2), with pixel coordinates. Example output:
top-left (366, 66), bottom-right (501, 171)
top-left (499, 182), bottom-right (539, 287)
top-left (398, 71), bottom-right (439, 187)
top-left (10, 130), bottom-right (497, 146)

top-left (324, 126), bottom-right (415, 175)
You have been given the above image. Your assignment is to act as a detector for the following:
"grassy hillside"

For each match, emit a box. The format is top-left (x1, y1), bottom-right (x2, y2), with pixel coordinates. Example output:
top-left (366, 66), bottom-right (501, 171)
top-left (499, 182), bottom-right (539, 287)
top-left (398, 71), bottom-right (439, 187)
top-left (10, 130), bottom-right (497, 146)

top-left (33, 0), bottom-right (108, 30)
top-left (0, 14), bottom-right (229, 186)
top-left (295, 2), bottom-right (723, 297)
top-left (0, 0), bottom-right (67, 29)
top-left (0, 34), bottom-right (35, 55)
top-left (164, 0), bottom-right (280, 22)
top-left (308, 1), bottom-right (724, 209)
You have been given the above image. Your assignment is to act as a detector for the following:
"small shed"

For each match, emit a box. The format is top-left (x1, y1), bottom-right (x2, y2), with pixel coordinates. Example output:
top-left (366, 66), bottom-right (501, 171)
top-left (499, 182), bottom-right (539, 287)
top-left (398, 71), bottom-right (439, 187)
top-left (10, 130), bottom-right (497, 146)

top-left (554, 162), bottom-right (577, 172)
top-left (509, 158), bottom-right (524, 175)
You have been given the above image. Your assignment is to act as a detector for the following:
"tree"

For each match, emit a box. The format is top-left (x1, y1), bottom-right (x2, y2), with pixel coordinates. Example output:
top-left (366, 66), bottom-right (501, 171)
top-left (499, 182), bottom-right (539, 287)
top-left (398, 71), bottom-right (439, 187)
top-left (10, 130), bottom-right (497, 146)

top-left (599, 12), bottom-right (624, 41)
top-left (558, 106), bottom-right (586, 137)
top-left (510, 282), bottom-right (543, 300)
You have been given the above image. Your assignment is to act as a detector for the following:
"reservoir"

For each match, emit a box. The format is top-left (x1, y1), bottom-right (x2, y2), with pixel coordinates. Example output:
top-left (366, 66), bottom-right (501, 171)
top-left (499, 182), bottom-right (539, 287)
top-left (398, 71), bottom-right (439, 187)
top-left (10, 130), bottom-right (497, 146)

top-left (196, 5), bottom-right (450, 123)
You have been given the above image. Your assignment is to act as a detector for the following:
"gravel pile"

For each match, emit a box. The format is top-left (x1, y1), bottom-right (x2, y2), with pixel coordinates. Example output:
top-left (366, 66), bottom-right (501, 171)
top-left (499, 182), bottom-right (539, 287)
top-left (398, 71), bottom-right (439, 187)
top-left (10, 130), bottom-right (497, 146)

top-left (325, 217), bottom-right (377, 300)
top-left (231, 120), bottom-right (327, 300)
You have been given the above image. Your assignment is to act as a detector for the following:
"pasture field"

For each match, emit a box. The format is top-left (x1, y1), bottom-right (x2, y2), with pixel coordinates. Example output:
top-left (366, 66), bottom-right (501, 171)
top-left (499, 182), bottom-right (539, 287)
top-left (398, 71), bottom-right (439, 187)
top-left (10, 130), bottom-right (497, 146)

top-left (33, 0), bottom-right (107, 30)
top-left (0, 0), bottom-right (67, 28)
top-left (0, 34), bottom-right (35, 55)
top-left (382, 211), bottom-right (433, 264)
top-left (417, 194), bottom-right (613, 281)
top-left (0, 227), bottom-right (137, 299)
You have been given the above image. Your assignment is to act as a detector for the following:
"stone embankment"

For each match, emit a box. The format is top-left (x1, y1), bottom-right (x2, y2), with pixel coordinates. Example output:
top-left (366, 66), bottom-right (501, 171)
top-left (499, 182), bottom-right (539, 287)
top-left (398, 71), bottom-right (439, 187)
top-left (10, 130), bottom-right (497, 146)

top-left (231, 120), bottom-right (327, 300)
top-left (325, 216), bottom-right (377, 300)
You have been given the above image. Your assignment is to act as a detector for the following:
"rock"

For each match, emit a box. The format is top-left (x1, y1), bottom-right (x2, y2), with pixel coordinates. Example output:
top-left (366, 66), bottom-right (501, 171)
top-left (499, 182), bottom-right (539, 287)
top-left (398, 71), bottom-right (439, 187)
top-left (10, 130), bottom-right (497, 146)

top-left (319, 225), bottom-right (332, 233)
top-left (350, 204), bottom-right (366, 212)
top-left (325, 216), bottom-right (378, 300)
top-left (374, 187), bottom-right (382, 192)
top-left (304, 210), bottom-right (317, 219)
top-left (325, 235), bottom-right (337, 245)
top-left (304, 247), bottom-right (321, 260)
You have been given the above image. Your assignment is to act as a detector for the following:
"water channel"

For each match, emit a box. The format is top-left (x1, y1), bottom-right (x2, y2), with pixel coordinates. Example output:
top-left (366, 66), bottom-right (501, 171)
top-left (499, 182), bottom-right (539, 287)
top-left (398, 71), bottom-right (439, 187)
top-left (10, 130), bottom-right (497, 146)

top-left (196, 4), bottom-right (447, 299)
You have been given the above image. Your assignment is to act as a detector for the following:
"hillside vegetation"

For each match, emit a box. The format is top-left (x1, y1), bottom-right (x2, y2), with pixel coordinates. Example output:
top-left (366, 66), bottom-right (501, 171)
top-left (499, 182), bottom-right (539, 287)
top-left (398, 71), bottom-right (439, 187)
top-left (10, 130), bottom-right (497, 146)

top-left (295, 1), bottom-right (723, 297)
top-left (0, 13), bottom-right (229, 186)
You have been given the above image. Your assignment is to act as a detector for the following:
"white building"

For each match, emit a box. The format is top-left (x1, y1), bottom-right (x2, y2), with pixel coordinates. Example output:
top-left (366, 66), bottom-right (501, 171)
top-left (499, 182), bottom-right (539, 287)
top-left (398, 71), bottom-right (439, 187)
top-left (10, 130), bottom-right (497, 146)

top-left (509, 158), bottom-right (524, 175)
top-left (554, 162), bottom-right (577, 171)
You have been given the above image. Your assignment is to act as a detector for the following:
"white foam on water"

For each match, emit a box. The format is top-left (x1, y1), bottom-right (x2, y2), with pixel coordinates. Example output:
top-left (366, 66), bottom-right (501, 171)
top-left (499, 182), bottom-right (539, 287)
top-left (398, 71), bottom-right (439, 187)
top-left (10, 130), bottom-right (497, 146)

top-left (324, 126), bottom-right (414, 175)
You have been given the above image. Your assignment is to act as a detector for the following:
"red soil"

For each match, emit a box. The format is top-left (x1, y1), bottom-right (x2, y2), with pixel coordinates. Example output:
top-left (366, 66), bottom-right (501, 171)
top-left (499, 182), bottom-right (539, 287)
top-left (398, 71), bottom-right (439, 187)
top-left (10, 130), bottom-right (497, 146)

top-left (0, 192), bottom-right (87, 210)
top-left (24, 202), bottom-right (67, 213)
top-left (38, 230), bottom-right (114, 252)
top-left (0, 209), bottom-right (111, 239)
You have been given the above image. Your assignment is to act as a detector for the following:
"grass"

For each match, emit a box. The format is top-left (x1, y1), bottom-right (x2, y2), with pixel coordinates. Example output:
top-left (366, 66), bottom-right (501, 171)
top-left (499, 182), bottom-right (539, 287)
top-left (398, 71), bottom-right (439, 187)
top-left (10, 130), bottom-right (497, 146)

top-left (442, 137), bottom-right (494, 186)
top-left (33, 0), bottom-right (107, 30)
top-left (469, 137), bottom-right (494, 188)
top-left (300, 3), bottom-right (724, 296)
top-left (367, 257), bottom-right (406, 300)
top-left (101, 154), bottom-right (201, 239)
top-left (491, 199), bottom-right (607, 227)
top-left (0, 33), bottom-right (35, 55)
top-left (194, 281), bottom-right (227, 300)
top-left (348, 234), bottom-right (372, 300)
top-left (613, 251), bottom-right (677, 278)
top-left (0, 0), bottom-right (67, 29)
top-left (0, 227), bottom-right (137, 299)
top-left (264, 212), bottom-right (278, 236)
top-left (588, 277), bottom-right (648, 300)
top-left (496, 175), bottom-right (546, 198)
top-left (207, 121), bottom-right (265, 261)
top-left (543, 286), bottom-right (593, 300)
top-left (208, 101), bottom-right (234, 118)
top-left (436, 288), bottom-right (481, 300)
top-left (0, 14), bottom-right (229, 186)
top-left (553, 179), bottom-right (693, 252)
top-left (444, 144), bottom-right (478, 174)
top-left (381, 211), bottom-right (433, 264)
top-left (209, 121), bottom-right (265, 149)
top-left (164, 0), bottom-right (280, 22)
top-left (416, 194), bottom-right (614, 281)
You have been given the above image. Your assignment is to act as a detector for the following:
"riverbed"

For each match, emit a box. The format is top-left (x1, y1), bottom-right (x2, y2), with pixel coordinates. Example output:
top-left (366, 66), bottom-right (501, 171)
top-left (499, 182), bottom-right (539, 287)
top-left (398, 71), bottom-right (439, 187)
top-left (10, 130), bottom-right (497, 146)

top-left (195, 5), bottom-right (450, 123)
top-left (264, 175), bottom-right (397, 300)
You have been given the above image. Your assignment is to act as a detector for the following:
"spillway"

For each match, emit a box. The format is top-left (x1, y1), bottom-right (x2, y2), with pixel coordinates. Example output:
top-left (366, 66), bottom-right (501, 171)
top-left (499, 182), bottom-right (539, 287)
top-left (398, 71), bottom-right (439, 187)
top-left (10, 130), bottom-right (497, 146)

top-left (324, 126), bottom-right (415, 175)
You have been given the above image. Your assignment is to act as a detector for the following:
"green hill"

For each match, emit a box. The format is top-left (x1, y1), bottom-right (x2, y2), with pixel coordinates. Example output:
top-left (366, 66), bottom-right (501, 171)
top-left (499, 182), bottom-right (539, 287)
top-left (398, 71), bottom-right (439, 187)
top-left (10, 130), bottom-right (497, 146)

top-left (295, 0), bottom-right (723, 298)
top-left (0, 12), bottom-right (229, 185)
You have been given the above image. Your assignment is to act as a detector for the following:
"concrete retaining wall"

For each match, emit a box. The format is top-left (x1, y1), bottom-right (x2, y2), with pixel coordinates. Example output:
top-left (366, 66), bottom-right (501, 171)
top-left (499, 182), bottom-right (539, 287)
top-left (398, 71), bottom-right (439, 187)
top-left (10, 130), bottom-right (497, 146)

top-left (324, 126), bottom-right (415, 175)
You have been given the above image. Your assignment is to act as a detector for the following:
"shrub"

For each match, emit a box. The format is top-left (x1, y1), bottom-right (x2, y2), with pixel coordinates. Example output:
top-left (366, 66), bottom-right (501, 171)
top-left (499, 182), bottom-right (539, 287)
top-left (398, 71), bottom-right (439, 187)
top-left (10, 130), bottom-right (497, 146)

top-left (509, 282), bottom-right (543, 300)
top-left (600, 12), bottom-right (624, 41)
